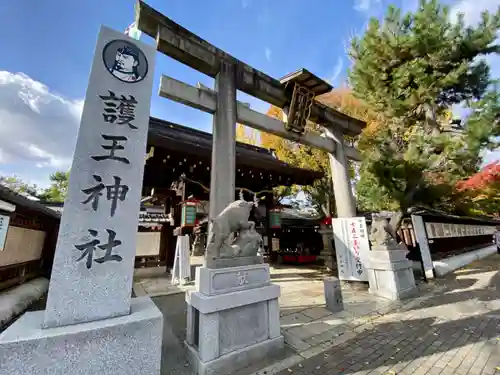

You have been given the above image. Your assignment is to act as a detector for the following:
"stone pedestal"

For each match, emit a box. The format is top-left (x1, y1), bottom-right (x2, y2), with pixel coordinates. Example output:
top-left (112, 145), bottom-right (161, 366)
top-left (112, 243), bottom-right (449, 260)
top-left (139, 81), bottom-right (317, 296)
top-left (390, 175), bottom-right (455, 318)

top-left (185, 264), bottom-right (284, 375)
top-left (0, 297), bottom-right (163, 375)
top-left (366, 246), bottom-right (417, 300)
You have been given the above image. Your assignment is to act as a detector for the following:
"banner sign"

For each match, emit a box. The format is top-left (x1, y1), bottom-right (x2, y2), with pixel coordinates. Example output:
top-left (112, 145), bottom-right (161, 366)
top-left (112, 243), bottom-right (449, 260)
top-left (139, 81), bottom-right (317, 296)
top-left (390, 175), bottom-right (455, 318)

top-left (332, 217), bottom-right (370, 281)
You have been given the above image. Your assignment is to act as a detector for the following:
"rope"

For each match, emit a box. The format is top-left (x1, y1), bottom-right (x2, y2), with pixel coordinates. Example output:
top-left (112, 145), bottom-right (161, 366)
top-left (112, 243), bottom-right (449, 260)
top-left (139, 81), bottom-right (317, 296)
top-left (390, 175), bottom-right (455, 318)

top-left (180, 174), bottom-right (274, 197)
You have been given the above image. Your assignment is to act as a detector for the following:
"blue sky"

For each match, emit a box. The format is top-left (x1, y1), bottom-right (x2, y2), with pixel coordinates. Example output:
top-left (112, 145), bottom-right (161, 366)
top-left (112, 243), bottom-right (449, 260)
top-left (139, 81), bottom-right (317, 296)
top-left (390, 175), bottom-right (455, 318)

top-left (0, 0), bottom-right (498, 186)
top-left (0, 0), bottom-right (382, 122)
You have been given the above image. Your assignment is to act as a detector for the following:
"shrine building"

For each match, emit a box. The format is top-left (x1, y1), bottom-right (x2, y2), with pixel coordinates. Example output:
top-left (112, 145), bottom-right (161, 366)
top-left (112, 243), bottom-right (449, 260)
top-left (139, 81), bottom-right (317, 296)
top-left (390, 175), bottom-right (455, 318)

top-left (44, 116), bottom-right (325, 271)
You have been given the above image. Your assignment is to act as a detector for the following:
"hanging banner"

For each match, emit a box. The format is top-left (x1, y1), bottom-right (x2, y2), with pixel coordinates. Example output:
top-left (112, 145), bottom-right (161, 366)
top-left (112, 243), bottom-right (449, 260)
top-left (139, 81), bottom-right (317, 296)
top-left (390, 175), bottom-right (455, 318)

top-left (332, 217), bottom-right (370, 281)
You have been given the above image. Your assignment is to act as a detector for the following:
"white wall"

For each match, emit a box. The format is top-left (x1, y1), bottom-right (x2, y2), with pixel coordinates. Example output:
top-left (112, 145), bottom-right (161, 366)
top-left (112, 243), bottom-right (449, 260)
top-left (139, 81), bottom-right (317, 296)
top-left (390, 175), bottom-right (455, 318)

top-left (136, 232), bottom-right (161, 256)
top-left (0, 226), bottom-right (46, 267)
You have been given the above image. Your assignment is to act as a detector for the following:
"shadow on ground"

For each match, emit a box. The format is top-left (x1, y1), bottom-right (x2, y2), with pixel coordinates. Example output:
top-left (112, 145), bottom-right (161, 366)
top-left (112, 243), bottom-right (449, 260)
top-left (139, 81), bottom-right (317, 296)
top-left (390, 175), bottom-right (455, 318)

top-left (277, 309), bottom-right (500, 375)
top-left (152, 293), bottom-right (194, 375)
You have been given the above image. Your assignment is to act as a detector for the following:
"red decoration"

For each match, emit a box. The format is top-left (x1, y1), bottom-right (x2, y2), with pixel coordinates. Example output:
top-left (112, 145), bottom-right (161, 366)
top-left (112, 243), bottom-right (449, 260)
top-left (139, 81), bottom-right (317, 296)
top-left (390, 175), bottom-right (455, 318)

top-left (322, 216), bottom-right (332, 225)
top-left (282, 255), bottom-right (317, 264)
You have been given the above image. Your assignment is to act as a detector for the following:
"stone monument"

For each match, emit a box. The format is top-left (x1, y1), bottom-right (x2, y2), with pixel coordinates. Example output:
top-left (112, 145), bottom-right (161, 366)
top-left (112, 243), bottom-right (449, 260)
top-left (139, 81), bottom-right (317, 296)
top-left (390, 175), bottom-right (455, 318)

top-left (185, 200), bottom-right (284, 375)
top-left (0, 26), bottom-right (163, 375)
top-left (365, 213), bottom-right (417, 300)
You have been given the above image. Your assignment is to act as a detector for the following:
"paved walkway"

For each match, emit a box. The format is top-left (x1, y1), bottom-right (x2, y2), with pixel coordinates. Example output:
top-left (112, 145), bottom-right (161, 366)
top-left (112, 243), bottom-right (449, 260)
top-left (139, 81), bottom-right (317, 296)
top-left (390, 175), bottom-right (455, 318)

top-left (142, 263), bottom-right (407, 375)
top-left (265, 254), bottom-right (500, 375)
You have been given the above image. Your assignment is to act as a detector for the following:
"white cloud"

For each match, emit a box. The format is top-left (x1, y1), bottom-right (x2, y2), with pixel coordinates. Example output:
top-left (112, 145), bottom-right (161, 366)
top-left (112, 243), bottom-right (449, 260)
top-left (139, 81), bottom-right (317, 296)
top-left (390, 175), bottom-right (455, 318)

top-left (450, 0), bottom-right (500, 25)
top-left (265, 47), bottom-right (272, 62)
top-left (354, 0), bottom-right (381, 13)
top-left (331, 57), bottom-right (344, 86)
top-left (0, 71), bottom-right (82, 184)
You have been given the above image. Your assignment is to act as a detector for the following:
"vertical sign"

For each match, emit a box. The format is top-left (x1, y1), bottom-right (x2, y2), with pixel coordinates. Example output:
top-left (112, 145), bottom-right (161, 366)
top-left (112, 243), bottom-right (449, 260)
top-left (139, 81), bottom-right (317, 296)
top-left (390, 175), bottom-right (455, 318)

top-left (411, 215), bottom-right (435, 279)
top-left (332, 217), bottom-right (370, 281)
top-left (0, 214), bottom-right (10, 251)
top-left (272, 238), bottom-right (280, 251)
top-left (269, 210), bottom-right (281, 229)
top-left (43, 26), bottom-right (155, 328)
top-left (181, 202), bottom-right (197, 227)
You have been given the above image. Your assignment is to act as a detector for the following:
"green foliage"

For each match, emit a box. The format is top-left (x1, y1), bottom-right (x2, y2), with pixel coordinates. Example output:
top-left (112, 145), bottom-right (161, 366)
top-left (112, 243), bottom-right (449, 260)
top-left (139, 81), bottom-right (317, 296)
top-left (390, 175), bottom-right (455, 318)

top-left (350, 0), bottom-right (500, 123)
top-left (38, 171), bottom-right (70, 202)
top-left (349, 0), bottom-right (500, 220)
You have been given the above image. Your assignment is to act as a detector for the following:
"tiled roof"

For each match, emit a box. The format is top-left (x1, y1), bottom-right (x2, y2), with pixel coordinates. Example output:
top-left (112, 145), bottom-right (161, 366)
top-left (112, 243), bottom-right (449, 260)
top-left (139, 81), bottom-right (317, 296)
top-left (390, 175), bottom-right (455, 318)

top-left (0, 185), bottom-right (61, 219)
top-left (147, 117), bottom-right (323, 186)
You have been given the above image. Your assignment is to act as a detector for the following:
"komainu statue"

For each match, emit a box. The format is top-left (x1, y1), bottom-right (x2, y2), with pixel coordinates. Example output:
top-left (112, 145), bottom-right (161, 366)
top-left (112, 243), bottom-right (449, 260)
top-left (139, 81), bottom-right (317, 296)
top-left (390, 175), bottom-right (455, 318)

top-left (370, 212), bottom-right (403, 248)
top-left (206, 200), bottom-right (263, 259)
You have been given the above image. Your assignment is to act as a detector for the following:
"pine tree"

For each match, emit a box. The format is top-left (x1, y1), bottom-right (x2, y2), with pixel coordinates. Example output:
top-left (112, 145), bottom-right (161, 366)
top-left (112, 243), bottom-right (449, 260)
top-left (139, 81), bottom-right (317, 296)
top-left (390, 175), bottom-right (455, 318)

top-left (349, 0), bottom-right (500, 226)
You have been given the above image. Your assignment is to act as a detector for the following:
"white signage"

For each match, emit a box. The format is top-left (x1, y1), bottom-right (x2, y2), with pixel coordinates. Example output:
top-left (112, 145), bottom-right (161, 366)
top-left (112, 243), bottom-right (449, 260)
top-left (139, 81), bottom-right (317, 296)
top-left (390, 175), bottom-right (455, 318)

top-left (172, 235), bottom-right (191, 285)
top-left (332, 217), bottom-right (370, 281)
top-left (0, 214), bottom-right (10, 251)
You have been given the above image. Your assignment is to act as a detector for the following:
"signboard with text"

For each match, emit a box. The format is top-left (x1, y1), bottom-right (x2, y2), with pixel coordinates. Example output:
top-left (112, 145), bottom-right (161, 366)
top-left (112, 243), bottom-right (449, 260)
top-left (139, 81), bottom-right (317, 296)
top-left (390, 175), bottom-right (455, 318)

top-left (0, 214), bottom-right (10, 251)
top-left (332, 217), bottom-right (370, 282)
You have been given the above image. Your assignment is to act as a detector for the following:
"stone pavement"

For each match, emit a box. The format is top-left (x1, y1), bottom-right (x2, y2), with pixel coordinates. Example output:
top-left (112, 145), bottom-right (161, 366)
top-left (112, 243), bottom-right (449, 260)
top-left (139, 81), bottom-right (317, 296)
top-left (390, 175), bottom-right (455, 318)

top-left (7, 255), bottom-right (499, 374)
top-left (263, 254), bottom-right (500, 375)
top-left (138, 261), bottom-right (429, 375)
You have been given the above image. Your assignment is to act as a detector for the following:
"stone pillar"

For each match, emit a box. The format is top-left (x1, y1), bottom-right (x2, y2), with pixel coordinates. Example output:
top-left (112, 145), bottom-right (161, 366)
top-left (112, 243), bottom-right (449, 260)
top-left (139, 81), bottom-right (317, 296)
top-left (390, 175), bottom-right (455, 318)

top-left (325, 128), bottom-right (356, 218)
top-left (0, 26), bottom-right (162, 375)
top-left (205, 61), bottom-right (237, 269)
top-left (208, 61), bottom-right (237, 221)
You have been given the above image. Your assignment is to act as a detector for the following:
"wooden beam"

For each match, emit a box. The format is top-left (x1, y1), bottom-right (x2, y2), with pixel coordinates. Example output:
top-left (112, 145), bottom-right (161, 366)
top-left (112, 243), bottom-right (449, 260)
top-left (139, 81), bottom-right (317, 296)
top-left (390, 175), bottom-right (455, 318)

top-left (159, 75), bottom-right (362, 161)
top-left (135, 0), bottom-right (366, 137)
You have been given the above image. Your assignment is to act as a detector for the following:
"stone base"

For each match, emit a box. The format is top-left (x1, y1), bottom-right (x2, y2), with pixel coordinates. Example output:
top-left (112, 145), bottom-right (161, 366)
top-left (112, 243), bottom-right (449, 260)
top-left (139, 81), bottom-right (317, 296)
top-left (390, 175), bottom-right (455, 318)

top-left (186, 265), bottom-right (284, 375)
top-left (0, 296), bottom-right (163, 375)
top-left (185, 335), bottom-right (284, 375)
top-left (366, 247), bottom-right (417, 300)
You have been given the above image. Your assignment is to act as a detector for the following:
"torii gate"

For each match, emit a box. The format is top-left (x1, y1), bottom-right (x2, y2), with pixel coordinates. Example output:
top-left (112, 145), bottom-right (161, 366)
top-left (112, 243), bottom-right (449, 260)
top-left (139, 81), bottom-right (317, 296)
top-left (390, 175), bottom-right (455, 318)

top-left (134, 1), bottom-right (366, 265)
